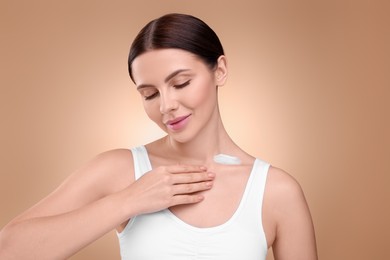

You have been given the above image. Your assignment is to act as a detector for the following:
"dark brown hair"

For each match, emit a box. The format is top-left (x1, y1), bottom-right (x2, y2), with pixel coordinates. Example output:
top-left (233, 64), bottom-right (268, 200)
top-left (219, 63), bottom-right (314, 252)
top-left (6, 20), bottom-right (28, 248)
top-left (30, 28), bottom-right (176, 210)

top-left (128, 13), bottom-right (225, 82)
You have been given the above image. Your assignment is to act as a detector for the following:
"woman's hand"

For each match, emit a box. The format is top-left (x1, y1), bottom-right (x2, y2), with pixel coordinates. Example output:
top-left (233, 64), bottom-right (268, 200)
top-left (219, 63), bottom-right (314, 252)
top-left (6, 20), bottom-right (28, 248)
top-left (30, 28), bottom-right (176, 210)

top-left (125, 165), bottom-right (215, 215)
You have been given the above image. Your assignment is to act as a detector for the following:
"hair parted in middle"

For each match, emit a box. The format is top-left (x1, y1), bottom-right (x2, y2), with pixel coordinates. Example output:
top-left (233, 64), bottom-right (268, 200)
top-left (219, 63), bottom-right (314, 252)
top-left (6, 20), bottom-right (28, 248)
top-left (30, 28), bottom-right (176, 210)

top-left (128, 13), bottom-right (225, 82)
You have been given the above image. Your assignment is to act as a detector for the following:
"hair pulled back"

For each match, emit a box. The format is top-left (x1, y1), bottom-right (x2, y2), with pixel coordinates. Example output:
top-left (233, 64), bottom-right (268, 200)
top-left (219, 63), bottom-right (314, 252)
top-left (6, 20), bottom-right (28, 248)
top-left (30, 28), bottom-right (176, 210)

top-left (128, 13), bottom-right (225, 82)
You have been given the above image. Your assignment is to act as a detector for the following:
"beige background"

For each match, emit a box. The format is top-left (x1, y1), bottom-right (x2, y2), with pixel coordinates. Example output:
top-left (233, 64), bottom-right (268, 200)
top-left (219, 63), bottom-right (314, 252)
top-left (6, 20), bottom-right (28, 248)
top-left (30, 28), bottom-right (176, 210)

top-left (1, 1), bottom-right (389, 259)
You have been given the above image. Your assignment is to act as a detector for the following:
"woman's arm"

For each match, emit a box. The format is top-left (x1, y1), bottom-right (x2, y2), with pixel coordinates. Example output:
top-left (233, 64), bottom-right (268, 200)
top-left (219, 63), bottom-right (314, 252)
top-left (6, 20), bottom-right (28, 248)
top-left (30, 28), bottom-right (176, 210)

top-left (263, 167), bottom-right (318, 260)
top-left (0, 149), bottom-right (134, 259)
top-left (0, 149), bottom-right (214, 259)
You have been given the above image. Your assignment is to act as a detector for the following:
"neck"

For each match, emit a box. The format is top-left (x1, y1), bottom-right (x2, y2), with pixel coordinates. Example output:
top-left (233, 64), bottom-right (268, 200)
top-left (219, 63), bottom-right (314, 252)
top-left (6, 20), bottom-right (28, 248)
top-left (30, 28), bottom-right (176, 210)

top-left (163, 115), bottom-right (239, 165)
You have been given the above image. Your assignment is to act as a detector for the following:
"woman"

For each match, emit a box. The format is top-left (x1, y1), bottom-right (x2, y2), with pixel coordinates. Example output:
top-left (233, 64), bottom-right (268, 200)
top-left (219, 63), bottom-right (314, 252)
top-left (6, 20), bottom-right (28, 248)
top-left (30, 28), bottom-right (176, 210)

top-left (0, 13), bottom-right (317, 259)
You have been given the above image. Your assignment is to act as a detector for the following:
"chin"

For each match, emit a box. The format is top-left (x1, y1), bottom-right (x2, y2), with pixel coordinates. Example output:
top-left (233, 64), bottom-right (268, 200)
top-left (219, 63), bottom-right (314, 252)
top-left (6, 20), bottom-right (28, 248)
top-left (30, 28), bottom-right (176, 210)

top-left (166, 131), bottom-right (196, 144)
top-left (168, 135), bottom-right (191, 144)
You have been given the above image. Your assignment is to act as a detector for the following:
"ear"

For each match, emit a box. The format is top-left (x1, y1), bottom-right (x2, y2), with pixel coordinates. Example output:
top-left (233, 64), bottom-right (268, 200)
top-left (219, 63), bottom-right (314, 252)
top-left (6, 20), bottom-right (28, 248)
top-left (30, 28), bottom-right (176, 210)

top-left (214, 55), bottom-right (228, 86)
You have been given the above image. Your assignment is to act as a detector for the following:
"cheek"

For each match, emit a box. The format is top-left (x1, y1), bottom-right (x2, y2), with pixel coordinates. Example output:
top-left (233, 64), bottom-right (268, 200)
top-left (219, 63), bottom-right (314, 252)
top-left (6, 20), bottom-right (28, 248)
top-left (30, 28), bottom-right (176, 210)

top-left (188, 81), bottom-right (216, 107)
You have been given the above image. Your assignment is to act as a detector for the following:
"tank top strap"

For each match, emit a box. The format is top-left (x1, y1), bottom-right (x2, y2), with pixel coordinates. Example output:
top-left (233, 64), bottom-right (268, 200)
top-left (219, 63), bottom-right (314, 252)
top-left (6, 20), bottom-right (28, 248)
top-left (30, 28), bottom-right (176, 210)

top-left (130, 146), bottom-right (152, 180)
top-left (238, 158), bottom-right (270, 238)
top-left (248, 158), bottom-right (270, 205)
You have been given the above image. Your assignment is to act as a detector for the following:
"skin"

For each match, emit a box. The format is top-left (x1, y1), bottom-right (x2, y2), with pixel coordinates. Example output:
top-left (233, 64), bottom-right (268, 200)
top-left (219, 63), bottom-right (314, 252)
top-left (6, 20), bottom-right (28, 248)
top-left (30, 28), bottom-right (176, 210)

top-left (0, 48), bottom-right (317, 259)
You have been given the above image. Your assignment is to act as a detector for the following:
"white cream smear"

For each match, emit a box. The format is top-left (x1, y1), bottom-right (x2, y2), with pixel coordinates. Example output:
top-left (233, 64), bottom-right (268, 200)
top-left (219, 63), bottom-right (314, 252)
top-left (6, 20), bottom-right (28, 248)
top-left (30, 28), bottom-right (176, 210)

top-left (213, 154), bottom-right (242, 165)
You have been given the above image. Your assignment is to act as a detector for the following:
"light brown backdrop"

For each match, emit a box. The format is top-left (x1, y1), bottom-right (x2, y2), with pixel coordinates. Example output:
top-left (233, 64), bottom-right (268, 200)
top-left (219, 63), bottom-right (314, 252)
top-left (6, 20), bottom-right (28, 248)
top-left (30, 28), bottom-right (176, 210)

top-left (1, 1), bottom-right (389, 259)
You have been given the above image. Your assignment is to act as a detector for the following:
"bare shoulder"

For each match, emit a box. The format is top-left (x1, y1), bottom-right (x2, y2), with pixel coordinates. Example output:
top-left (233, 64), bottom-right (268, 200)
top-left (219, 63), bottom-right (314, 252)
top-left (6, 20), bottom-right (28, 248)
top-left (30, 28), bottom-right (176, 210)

top-left (66, 148), bottom-right (135, 195)
top-left (266, 166), bottom-right (305, 203)
top-left (263, 166), bottom-right (318, 259)
top-left (264, 166), bottom-right (311, 226)
top-left (86, 148), bottom-right (134, 180)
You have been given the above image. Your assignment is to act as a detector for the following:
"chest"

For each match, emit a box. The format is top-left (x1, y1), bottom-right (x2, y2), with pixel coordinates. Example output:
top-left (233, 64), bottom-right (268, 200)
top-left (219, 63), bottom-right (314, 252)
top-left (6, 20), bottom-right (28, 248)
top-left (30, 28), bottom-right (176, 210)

top-left (117, 152), bottom-right (270, 259)
top-left (118, 208), bottom-right (267, 260)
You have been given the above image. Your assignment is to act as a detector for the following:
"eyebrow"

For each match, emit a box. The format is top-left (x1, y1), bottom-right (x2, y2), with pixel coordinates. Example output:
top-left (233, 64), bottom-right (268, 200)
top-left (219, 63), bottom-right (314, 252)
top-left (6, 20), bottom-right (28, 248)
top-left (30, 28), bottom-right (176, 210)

top-left (136, 69), bottom-right (190, 90)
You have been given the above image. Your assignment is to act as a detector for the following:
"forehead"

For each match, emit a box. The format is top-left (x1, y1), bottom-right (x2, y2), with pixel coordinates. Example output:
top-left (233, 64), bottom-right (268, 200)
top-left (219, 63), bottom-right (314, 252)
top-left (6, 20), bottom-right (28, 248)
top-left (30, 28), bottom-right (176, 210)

top-left (131, 49), bottom-right (206, 85)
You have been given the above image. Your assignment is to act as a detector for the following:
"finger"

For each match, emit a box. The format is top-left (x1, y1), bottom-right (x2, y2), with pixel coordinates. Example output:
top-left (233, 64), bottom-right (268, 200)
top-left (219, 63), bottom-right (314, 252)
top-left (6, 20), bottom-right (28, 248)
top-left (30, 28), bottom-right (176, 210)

top-left (172, 181), bottom-right (213, 195)
top-left (166, 164), bottom-right (207, 174)
top-left (170, 172), bottom-right (215, 184)
top-left (170, 194), bottom-right (205, 206)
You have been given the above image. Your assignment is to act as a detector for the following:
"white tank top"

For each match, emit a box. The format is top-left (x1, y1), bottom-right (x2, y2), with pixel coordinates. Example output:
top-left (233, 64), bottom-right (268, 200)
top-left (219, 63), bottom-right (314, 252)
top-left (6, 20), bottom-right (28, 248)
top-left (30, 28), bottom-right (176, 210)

top-left (117, 146), bottom-right (269, 260)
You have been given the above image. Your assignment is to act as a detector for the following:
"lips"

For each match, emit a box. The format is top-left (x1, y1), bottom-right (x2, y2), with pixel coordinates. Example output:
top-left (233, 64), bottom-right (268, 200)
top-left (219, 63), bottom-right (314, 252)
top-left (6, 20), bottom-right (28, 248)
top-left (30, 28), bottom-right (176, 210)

top-left (165, 114), bottom-right (191, 131)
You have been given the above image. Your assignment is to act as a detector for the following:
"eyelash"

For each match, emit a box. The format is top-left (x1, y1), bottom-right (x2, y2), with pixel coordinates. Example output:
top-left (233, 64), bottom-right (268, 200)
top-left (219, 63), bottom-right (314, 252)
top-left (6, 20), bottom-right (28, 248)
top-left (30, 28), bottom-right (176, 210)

top-left (144, 80), bottom-right (191, 101)
top-left (144, 92), bottom-right (159, 100)
top-left (174, 80), bottom-right (191, 89)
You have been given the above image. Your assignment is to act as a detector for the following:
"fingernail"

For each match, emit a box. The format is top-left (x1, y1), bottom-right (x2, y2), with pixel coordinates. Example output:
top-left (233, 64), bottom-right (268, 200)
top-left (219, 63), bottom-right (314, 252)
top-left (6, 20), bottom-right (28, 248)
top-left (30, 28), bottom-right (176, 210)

top-left (208, 172), bottom-right (215, 178)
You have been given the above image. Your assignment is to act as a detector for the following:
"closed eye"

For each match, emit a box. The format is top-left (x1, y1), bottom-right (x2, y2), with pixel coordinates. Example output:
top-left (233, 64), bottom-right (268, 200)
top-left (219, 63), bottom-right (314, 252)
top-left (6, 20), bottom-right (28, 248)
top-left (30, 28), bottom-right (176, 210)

top-left (143, 80), bottom-right (190, 100)
top-left (144, 92), bottom-right (159, 100)
top-left (174, 80), bottom-right (190, 89)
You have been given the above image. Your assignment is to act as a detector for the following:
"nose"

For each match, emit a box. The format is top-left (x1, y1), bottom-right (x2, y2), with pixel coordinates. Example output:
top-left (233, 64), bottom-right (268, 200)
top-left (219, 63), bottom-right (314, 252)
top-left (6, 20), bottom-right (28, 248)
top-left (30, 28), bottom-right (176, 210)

top-left (159, 91), bottom-right (178, 114)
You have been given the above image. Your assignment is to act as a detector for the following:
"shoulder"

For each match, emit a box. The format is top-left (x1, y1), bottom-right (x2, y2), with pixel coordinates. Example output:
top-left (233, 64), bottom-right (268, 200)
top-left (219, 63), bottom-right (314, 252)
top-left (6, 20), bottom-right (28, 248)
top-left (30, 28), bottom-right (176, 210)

top-left (90, 148), bottom-right (134, 170)
top-left (266, 166), bottom-right (304, 200)
top-left (264, 166), bottom-right (309, 220)
top-left (88, 148), bottom-right (135, 185)
top-left (63, 148), bottom-right (135, 197)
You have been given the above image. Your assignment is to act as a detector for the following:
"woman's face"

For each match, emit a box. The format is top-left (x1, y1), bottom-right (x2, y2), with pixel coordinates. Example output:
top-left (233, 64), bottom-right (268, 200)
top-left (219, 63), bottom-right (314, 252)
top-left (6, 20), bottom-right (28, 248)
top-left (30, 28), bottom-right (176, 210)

top-left (131, 48), bottom-right (227, 143)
